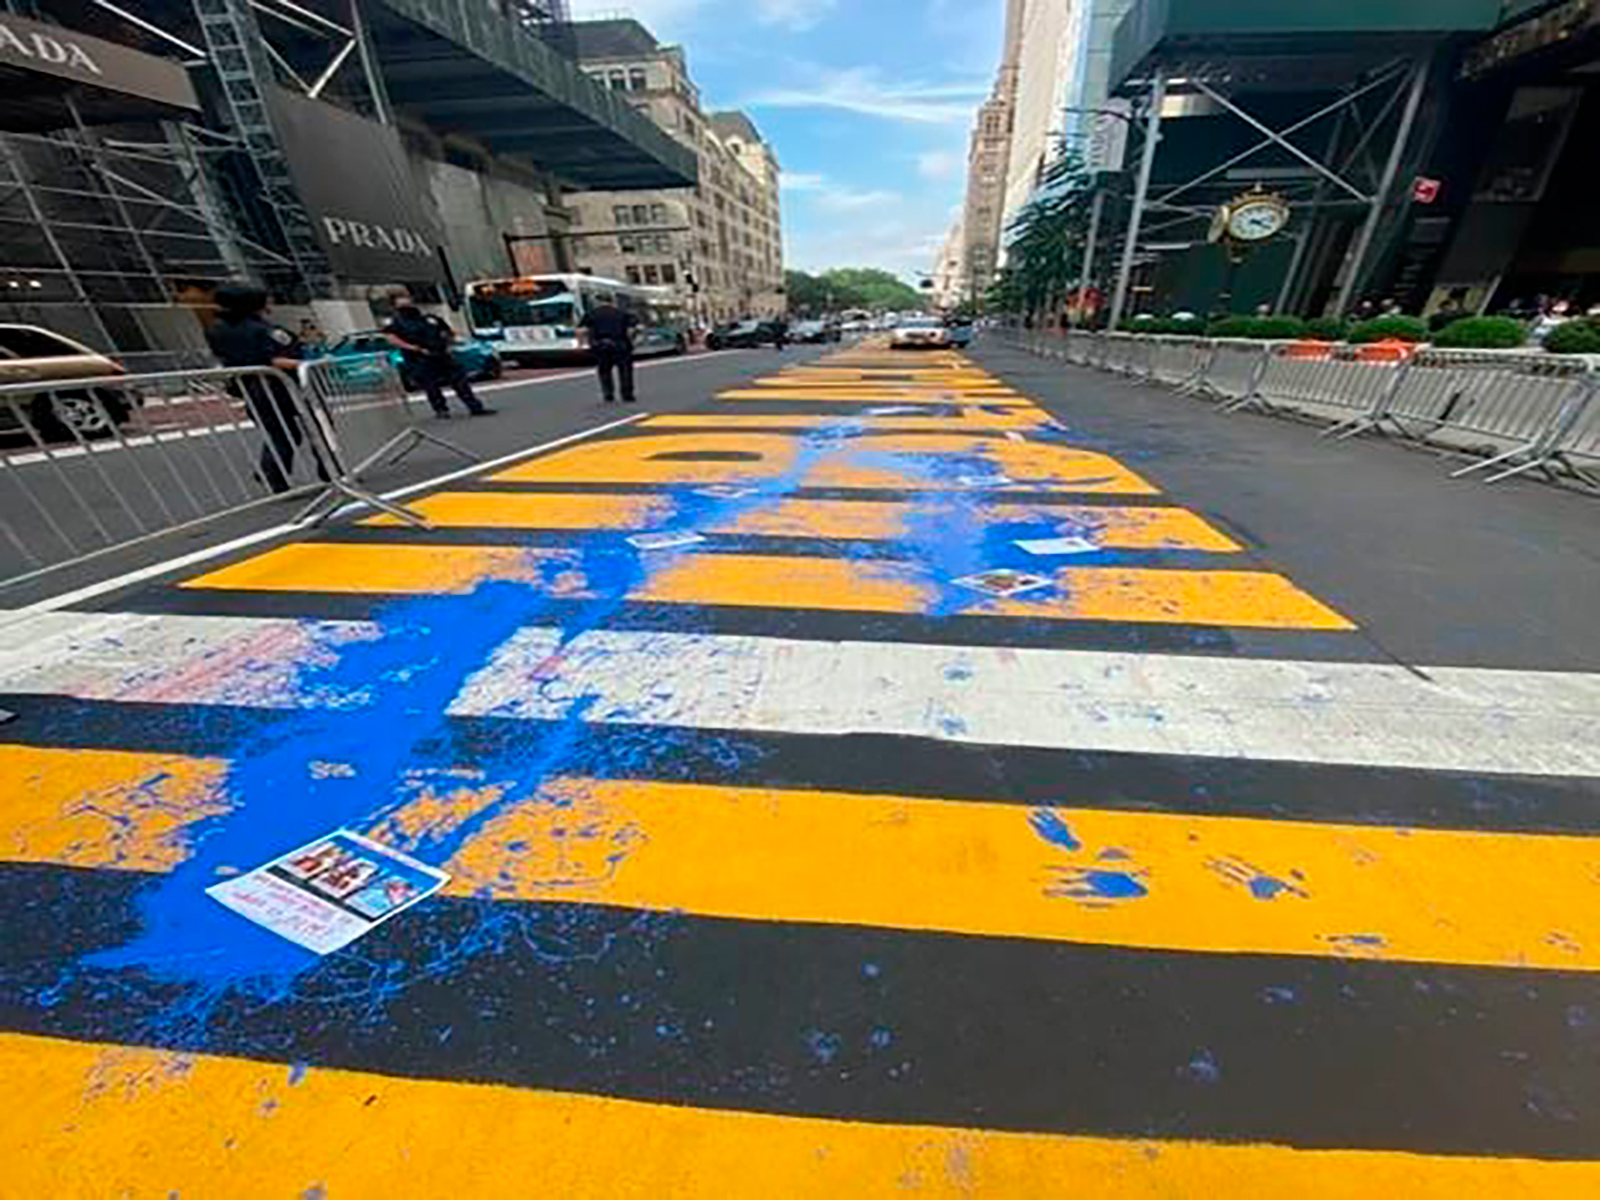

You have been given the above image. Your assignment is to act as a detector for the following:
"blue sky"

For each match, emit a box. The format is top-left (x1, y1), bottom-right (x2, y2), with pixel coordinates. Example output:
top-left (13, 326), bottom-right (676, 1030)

top-left (569, 0), bottom-right (1005, 282)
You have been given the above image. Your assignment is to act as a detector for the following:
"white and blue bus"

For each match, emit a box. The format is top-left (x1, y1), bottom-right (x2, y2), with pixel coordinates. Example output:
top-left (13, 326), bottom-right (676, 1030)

top-left (465, 274), bottom-right (689, 366)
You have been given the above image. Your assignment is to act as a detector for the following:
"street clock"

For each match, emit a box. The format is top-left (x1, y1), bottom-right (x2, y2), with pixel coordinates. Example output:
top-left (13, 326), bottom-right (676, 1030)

top-left (1219, 189), bottom-right (1291, 243)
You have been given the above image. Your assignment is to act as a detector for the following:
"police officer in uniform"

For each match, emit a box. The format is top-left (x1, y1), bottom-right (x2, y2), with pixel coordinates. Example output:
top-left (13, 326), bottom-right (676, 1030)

top-left (383, 290), bottom-right (494, 419)
top-left (578, 296), bottom-right (638, 404)
top-left (205, 282), bottom-right (325, 494)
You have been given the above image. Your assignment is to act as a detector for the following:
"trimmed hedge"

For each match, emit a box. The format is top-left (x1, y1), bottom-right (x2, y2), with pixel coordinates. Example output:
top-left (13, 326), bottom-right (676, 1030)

top-left (1303, 316), bottom-right (1349, 342)
top-left (1348, 315), bottom-right (1429, 344)
top-left (1431, 316), bottom-right (1528, 350)
top-left (1544, 319), bottom-right (1600, 355)
top-left (1205, 315), bottom-right (1307, 339)
top-left (1120, 315), bottom-right (1209, 335)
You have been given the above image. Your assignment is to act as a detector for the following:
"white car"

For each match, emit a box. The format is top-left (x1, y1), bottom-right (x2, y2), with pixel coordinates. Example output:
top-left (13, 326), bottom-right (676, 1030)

top-left (889, 317), bottom-right (951, 349)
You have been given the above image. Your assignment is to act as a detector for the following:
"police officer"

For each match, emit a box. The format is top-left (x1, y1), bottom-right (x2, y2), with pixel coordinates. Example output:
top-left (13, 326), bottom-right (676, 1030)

top-left (383, 290), bottom-right (494, 419)
top-left (205, 282), bottom-right (325, 494)
top-left (578, 295), bottom-right (638, 404)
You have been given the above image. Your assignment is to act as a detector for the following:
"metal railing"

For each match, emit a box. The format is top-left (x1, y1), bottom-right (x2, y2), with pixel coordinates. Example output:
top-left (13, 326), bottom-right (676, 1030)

top-left (295, 354), bottom-right (478, 526)
top-left (1003, 330), bottom-right (1600, 492)
top-left (1, 364), bottom-right (332, 591)
top-left (0, 354), bottom-right (479, 593)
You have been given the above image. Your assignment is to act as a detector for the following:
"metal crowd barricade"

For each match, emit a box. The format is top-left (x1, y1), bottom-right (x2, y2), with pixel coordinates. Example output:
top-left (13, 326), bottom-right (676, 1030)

top-left (1194, 340), bottom-right (1270, 406)
top-left (295, 353), bottom-right (479, 527)
top-left (1149, 337), bottom-right (1215, 390)
top-left (1362, 349), bottom-right (1591, 463)
top-left (0, 364), bottom-right (334, 592)
top-left (1247, 343), bottom-right (1409, 433)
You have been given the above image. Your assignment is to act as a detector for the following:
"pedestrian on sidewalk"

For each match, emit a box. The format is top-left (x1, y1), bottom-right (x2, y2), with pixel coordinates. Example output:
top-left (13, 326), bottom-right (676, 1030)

top-left (383, 291), bottom-right (495, 419)
top-left (206, 281), bottom-right (327, 495)
top-left (579, 295), bottom-right (639, 404)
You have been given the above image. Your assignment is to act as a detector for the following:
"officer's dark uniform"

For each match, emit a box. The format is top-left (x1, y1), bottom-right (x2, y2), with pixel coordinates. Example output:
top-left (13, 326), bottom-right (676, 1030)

top-left (579, 303), bottom-right (638, 403)
top-left (206, 314), bottom-right (321, 494)
top-left (384, 306), bottom-right (486, 417)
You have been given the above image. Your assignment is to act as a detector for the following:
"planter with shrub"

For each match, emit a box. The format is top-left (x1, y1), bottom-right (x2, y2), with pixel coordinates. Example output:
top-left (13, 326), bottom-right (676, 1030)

top-left (1544, 318), bottom-right (1600, 355)
top-left (1303, 316), bottom-right (1349, 342)
top-left (1431, 316), bottom-right (1529, 350)
top-left (1205, 315), bottom-right (1307, 339)
top-left (1348, 315), bottom-right (1429, 344)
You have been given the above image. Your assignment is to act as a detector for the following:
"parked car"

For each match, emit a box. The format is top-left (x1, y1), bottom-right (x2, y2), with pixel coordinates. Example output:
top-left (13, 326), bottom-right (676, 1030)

top-left (791, 319), bottom-right (841, 344)
top-left (0, 324), bottom-right (131, 441)
top-left (890, 316), bottom-right (952, 350)
top-left (321, 329), bottom-right (503, 389)
top-left (945, 319), bottom-right (975, 348)
top-left (707, 319), bottom-right (777, 350)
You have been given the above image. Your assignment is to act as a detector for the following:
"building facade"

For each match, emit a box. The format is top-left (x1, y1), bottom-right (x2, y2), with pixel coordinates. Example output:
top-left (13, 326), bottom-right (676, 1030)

top-left (563, 20), bottom-right (784, 325)
top-left (954, 0), bottom-right (1026, 303)
top-left (0, 0), bottom-right (694, 357)
top-left (931, 219), bottom-right (966, 310)
top-left (1003, 0), bottom-right (1081, 232)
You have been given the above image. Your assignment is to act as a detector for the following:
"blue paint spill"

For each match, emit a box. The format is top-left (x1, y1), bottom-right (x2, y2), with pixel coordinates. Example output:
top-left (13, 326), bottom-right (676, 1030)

top-left (1261, 986), bottom-right (1298, 1006)
top-left (862, 962), bottom-right (882, 980)
top-left (868, 1027), bottom-right (894, 1050)
top-left (1028, 809), bottom-right (1082, 852)
top-left (287, 1061), bottom-right (309, 1086)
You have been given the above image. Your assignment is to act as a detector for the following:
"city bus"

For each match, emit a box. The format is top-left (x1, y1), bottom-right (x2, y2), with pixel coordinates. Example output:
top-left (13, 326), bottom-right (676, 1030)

top-left (464, 274), bottom-right (689, 366)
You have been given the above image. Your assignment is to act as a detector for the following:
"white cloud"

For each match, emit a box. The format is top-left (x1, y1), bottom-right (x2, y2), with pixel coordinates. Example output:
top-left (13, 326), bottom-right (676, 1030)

top-left (743, 66), bottom-right (989, 125)
top-left (755, 0), bottom-right (838, 31)
top-left (815, 187), bottom-right (899, 214)
top-left (916, 150), bottom-right (962, 181)
top-left (781, 172), bottom-right (827, 192)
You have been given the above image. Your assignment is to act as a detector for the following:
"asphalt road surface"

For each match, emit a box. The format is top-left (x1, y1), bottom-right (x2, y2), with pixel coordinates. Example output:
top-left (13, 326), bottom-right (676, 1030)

top-left (1, 335), bottom-right (1598, 1195)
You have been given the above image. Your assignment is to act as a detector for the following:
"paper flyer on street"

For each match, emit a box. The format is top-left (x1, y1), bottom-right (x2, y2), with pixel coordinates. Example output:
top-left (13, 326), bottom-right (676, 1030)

top-left (1016, 536), bottom-right (1100, 556)
top-left (207, 829), bottom-right (449, 955)
top-left (955, 474), bottom-right (1016, 489)
top-left (954, 569), bottom-right (1054, 598)
top-left (627, 530), bottom-right (707, 551)
top-left (865, 405), bottom-right (922, 416)
top-left (696, 484), bottom-right (757, 499)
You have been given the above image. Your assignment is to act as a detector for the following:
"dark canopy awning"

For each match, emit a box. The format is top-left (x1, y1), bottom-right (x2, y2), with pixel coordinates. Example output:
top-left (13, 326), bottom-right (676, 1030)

top-left (369, 0), bottom-right (697, 191)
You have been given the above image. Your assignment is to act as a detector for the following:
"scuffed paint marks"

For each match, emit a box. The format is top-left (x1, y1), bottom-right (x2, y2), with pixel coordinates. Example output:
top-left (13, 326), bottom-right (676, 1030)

top-left (1206, 856), bottom-right (1310, 902)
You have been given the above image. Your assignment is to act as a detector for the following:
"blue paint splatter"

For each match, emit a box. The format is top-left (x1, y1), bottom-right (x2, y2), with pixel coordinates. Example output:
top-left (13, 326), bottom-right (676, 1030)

top-left (1248, 875), bottom-right (1294, 901)
top-left (1028, 809), bottom-right (1082, 851)
top-left (1050, 868), bottom-right (1150, 903)
top-left (287, 1061), bottom-right (309, 1086)
top-left (1261, 986), bottom-right (1298, 1005)
top-left (1183, 1050), bottom-right (1221, 1085)
top-left (868, 1027), bottom-right (894, 1050)
top-left (862, 962), bottom-right (882, 980)
top-left (804, 1029), bottom-right (842, 1065)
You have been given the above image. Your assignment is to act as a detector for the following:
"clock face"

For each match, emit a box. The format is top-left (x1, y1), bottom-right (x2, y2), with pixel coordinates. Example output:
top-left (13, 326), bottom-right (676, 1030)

top-left (1227, 200), bottom-right (1288, 242)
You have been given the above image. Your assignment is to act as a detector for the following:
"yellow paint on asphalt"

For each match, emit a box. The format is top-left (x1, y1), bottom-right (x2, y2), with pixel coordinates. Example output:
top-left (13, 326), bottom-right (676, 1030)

top-left (0, 744), bottom-right (228, 872)
top-left (640, 412), bottom-right (1051, 431)
top-left (488, 431), bottom-right (1160, 493)
top-left (5, 1033), bottom-right (1599, 1196)
top-left (365, 491), bottom-right (1242, 552)
top-left (182, 544), bottom-right (1351, 629)
top-left (716, 390), bottom-right (1033, 405)
top-left (4, 750), bottom-right (1598, 970)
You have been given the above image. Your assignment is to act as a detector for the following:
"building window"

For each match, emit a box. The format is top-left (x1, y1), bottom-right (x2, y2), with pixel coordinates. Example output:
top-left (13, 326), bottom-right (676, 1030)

top-left (650, 202), bottom-right (668, 225)
top-left (632, 203), bottom-right (649, 225)
top-left (619, 234), bottom-right (639, 254)
top-left (609, 70), bottom-right (627, 90)
top-left (660, 264), bottom-right (677, 285)
top-left (629, 67), bottom-right (648, 91)
top-left (642, 264), bottom-right (660, 285)
top-left (613, 205), bottom-right (631, 227)
top-left (625, 266), bottom-right (641, 285)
